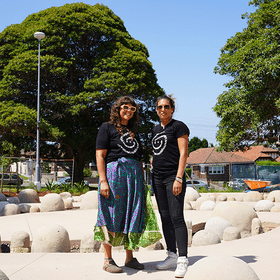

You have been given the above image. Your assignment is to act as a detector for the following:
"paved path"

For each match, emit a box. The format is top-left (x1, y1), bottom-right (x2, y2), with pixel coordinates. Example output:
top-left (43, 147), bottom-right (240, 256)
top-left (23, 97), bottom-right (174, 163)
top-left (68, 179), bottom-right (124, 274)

top-left (0, 201), bottom-right (280, 279)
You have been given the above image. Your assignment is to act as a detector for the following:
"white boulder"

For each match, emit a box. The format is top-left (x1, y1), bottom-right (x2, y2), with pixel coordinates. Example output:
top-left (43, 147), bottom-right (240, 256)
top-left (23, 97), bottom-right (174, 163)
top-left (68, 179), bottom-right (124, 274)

top-left (200, 200), bottom-right (216, 211)
top-left (185, 187), bottom-right (200, 201)
top-left (60, 192), bottom-right (72, 200)
top-left (223, 226), bottom-right (241, 241)
top-left (31, 224), bottom-right (70, 253)
top-left (10, 231), bottom-right (30, 253)
top-left (205, 217), bottom-right (232, 240)
top-left (217, 194), bottom-right (227, 201)
top-left (80, 234), bottom-right (101, 253)
top-left (185, 255), bottom-right (260, 280)
top-left (211, 201), bottom-right (258, 237)
top-left (244, 191), bottom-right (263, 202)
top-left (64, 198), bottom-right (73, 210)
top-left (0, 204), bottom-right (20, 216)
top-left (184, 200), bottom-right (192, 210)
top-left (30, 205), bottom-right (41, 213)
top-left (254, 200), bottom-right (274, 212)
top-left (192, 230), bottom-right (221, 246)
top-left (266, 190), bottom-right (280, 202)
top-left (80, 191), bottom-right (98, 210)
top-left (194, 196), bottom-right (215, 210)
top-left (271, 206), bottom-right (280, 212)
top-left (251, 218), bottom-right (262, 236)
top-left (40, 193), bottom-right (65, 212)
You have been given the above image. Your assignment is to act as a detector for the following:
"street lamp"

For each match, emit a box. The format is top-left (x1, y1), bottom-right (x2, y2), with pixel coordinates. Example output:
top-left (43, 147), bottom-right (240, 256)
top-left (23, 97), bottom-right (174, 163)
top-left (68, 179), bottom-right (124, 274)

top-left (34, 32), bottom-right (45, 190)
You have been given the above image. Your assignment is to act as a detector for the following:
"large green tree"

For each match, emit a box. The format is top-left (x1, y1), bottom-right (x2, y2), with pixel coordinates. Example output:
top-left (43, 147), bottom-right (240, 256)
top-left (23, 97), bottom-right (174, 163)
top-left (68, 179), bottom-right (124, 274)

top-left (0, 3), bottom-right (164, 181)
top-left (214, 0), bottom-right (280, 151)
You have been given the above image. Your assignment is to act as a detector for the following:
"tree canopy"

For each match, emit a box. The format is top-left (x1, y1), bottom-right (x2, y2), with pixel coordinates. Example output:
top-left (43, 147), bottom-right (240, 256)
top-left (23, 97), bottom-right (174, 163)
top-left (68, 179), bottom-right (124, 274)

top-left (214, 0), bottom-right (280, 151)
top-left (188, 137), bottom-right (209, 154)
top-left (0, 3), bottom-right (164, 181)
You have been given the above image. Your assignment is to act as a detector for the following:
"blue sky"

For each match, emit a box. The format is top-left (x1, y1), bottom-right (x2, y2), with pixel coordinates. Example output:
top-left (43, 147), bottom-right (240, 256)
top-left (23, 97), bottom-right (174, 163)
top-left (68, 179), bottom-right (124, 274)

top-left (0, 0), bottom-right (257, 145)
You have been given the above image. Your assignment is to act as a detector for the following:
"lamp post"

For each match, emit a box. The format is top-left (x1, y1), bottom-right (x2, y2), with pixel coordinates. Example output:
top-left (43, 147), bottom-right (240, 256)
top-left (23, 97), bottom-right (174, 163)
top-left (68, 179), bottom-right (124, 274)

top-left (34, 32), bottom-right (45, 191)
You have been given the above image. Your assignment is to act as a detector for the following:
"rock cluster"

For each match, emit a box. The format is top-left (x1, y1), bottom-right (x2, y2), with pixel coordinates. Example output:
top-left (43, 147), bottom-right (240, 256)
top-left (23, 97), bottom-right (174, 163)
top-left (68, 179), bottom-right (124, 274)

top-left (0, 187), bottom-right (279, 253)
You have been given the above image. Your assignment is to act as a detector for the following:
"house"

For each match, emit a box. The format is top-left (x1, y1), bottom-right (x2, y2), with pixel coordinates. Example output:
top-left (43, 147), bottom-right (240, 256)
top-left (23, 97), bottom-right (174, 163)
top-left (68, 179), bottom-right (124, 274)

top-left (232, 145), bottom-right (280, 162)
top-left (187, 147), bottom-right (254, 183)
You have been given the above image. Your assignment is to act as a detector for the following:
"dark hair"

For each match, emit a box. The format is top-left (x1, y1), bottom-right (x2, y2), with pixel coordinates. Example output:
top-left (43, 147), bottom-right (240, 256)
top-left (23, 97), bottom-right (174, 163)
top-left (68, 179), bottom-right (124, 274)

top-left (156, 94), bottom-right (176, 112)
top-left (109, 96), bottom-right (139, 139)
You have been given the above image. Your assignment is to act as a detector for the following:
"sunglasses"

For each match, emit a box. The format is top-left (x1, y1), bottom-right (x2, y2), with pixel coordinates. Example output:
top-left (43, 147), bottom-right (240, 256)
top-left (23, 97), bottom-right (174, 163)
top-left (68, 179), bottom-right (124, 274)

top-left (157, 105), bottom-right (171, 110)
top-left (121, 105), bottom-right (136, 112)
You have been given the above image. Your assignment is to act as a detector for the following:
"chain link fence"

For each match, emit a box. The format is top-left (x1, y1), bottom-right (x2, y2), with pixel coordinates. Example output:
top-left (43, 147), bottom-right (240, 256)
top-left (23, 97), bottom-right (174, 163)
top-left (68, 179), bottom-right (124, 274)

top-left (232, 164), bottom-right (280, 185)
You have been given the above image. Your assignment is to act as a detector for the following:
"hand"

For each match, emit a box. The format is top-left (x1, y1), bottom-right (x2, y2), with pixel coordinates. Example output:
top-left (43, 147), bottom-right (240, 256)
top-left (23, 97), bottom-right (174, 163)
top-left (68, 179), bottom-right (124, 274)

top-left (173, 179), bottom-right (182, 196)
top-left (100, 182), bottom-right (110, 198)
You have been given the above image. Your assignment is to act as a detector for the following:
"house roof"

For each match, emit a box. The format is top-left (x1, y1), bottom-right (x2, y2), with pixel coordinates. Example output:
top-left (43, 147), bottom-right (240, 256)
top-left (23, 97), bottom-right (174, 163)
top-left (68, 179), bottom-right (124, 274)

top-left (232, 145), bottom-right (279, 162)
top-left (187, 147), bottom-right (253, 165)
top-left (276, 156), bottom-right (280, 162)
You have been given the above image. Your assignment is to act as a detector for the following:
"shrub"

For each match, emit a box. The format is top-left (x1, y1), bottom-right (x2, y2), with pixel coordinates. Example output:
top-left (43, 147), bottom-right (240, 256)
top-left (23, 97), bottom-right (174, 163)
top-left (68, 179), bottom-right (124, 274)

top-left (83, 168), bottom-right (92, 177)
top-left (185, 168), bottom-right (192, 178)
top-left (73, 181), bottom-right (89, 194)
top-left (45, 180), bottom-right (57, 191)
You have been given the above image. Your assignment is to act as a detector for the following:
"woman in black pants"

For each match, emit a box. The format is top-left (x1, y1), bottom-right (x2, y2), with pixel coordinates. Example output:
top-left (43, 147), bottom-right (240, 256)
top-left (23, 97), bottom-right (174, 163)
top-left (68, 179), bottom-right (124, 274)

top-left (152, 95), bottom-right (189, 278)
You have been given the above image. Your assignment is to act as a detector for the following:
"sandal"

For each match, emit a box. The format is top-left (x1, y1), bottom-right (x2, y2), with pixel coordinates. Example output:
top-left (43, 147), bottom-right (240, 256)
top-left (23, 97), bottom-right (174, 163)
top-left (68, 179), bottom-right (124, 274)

top-left (103, 259), bottom-right (123, 273)
top-left (125, 258), bottom-right (144, 270)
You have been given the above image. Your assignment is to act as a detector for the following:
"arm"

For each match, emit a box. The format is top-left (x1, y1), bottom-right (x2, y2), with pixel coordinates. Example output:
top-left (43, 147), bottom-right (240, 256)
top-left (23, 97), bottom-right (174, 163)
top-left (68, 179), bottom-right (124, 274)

top-left (173, 134), bottom-right (189, 196)
top-left (96, 149), bottom-right (110, 198)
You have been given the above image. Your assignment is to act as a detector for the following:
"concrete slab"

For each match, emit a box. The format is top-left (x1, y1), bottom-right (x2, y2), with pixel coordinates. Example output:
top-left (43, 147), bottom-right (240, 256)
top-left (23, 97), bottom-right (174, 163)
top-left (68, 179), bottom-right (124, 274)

top-left (0, 197), bottom-right (280, 279)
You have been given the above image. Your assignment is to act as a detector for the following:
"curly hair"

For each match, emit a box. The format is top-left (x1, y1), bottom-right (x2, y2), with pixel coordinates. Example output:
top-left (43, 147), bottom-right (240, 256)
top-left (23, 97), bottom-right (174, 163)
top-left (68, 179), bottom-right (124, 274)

top-left (109, 96), bottom-right (140, 139)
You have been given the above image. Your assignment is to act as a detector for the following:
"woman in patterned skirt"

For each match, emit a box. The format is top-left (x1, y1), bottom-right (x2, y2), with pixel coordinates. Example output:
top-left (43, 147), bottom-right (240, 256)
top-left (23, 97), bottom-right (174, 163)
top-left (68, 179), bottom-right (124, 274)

top-left (94, 96), bottom-right (161, 273)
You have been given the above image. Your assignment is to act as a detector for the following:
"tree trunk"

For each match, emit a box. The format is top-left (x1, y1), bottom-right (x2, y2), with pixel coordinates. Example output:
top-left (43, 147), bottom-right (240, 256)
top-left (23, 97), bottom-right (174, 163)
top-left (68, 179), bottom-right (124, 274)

top-left (73, 152), bottom-right (85, 183)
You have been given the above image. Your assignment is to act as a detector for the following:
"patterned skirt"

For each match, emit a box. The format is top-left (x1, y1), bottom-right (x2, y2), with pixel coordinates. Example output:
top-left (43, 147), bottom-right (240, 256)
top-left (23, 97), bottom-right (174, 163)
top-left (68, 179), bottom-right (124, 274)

top-left (94, 157), bottom-right (162, 250)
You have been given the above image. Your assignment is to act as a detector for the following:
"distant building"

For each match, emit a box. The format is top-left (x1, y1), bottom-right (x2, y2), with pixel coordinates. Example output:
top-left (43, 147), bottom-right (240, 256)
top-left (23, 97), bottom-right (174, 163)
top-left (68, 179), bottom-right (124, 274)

top-left (187, 147), bottom-right (253, 183)
top-left (232, 145), bottom-right (280, 162)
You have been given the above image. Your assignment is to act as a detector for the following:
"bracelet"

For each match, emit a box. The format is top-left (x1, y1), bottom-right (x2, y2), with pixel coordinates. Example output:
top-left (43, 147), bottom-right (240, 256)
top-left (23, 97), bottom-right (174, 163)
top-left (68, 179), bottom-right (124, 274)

top-left (175, 177), bottom-right (183, 183)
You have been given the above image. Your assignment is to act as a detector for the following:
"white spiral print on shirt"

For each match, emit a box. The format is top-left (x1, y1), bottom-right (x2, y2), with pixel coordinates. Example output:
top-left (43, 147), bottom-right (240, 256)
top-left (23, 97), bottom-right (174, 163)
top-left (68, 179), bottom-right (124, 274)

top-left (117, 132), bottom-right (139, 154)
top-left (152, 131), bottom-right (167, 155)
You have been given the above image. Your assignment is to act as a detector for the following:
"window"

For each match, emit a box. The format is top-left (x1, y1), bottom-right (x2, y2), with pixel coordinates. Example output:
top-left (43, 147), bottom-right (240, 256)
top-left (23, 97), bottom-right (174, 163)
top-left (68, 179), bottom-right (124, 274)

top-left (200, 165), bottom-right (205, 174)
top-left (209, 165), bottom-right (224, 174)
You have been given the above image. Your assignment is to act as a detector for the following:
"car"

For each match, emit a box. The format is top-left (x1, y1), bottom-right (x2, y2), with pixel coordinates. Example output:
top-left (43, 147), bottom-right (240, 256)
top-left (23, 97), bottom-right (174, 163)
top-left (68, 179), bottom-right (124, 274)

top-left (0, 173), bottom-right (23, 185)
top-left (186, 180), bottom-right (208, 188)
top-left (228, 179), bottom-right (247, 190)
top-left (55, 177), bottom-right (72, 185)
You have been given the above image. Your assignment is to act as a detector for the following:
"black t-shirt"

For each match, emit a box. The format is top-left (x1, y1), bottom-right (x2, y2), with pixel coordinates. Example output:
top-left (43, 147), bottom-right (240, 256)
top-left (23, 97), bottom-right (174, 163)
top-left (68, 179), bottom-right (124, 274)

top-left (96, 122), bottom-right (142, 163)
top-left (152, 119), bottom-right (190, 176)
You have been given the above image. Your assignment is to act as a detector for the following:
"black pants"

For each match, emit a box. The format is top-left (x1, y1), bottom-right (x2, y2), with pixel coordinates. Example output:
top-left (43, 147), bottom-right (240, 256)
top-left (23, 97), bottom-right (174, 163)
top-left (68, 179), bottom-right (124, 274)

top-left (153, 173), bottom-right (188, 257)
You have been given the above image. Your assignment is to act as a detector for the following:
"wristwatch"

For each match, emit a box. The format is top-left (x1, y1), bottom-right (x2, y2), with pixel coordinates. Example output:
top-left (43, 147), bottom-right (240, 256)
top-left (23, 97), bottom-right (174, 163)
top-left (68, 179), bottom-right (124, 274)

top-left (175, 177), bottom-right (183, 183)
